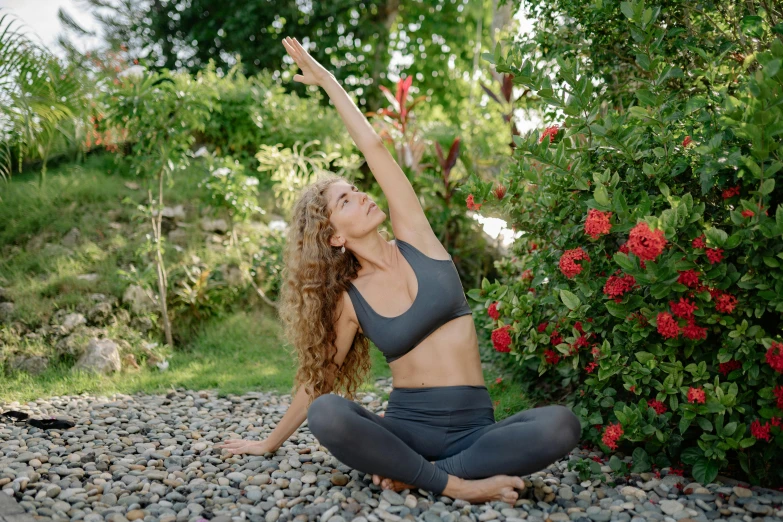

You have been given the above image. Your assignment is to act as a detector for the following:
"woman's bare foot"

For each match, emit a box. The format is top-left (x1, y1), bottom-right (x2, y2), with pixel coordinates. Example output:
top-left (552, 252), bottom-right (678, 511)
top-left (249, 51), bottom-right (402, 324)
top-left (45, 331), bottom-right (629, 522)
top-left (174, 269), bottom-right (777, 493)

top-left (443, 475), bottom-right (526, 503)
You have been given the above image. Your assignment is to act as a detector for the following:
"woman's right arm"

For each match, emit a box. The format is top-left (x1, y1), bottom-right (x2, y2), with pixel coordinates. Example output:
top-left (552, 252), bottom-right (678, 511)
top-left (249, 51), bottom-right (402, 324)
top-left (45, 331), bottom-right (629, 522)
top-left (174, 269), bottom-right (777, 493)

top-left (265, 292), bottom-right (359, 450)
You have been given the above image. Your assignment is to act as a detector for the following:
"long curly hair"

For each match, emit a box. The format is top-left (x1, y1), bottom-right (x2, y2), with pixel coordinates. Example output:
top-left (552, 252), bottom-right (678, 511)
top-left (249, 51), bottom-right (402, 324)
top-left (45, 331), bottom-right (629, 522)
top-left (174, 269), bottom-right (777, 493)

top-left (278, 173), bottom-right (387, 407)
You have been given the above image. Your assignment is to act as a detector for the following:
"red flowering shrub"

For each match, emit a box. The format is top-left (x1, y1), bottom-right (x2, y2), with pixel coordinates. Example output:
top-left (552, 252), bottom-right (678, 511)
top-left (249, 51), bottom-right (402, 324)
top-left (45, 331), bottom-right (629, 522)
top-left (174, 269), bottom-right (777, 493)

top-left (488, 302), bottom-right (500, 320)
top-left (469, 5), bottom-right (783, 486)
top-left (491, 324), bottom-right (513, 353)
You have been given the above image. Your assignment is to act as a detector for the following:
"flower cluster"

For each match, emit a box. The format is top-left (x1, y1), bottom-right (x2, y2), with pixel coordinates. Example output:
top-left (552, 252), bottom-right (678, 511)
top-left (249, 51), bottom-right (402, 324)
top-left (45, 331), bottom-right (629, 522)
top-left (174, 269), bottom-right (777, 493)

top-left (491, 324), bottom-right (513, 353)
top-left (585, 209), bottom-right (613, 239)
top-left (670, 297), bottom-right (697, 319)
top-left (540, 125), bottom-right (559, 144)
top-left (492, 184), bottom-right (508, 200)
top-left (741, 209), bottom-right (754, 218)
top-left (692, 234), bottom-right (706, 249)
top-left (682, 136), bottom-right (693, 148)
top-left (677, 269), bottom-right (700, 288)
top-left (718, 359), bottom-right (742, 377)
top-left (585, 361), bottom-right (598, 373)
top-left (559, 248), bottom-right (591, 278)
top-left (722, 185), bottom-right (741, 199)
top-left (602, 422), bottom-right (624, 450)
top-left (766, 342), bottom-right (783, 373)
top-left (774, 384), bottom-right (783, 410)
top-left (714, 293), bottom-right (737, 313)
top-left (687, 387), bottom-right (706, 404)
top-left (647, 399), bottom-right (668, 415)
top-left (706, 248), bottom-right (724, 264)
top-left (544, 349), bottom-right (561, 365)
top-left (657, 312), bottom-right (680, 339)
top-left (627, 223), bottom-right (667, 261)
top-left (488, 302), bottom-right (500, 320)
top-left (750, 419), bottom-right (772, 442)
top-left (603, 272), bottom-right (636, 300)
top-left (466, 194), bottom-right (482, 211)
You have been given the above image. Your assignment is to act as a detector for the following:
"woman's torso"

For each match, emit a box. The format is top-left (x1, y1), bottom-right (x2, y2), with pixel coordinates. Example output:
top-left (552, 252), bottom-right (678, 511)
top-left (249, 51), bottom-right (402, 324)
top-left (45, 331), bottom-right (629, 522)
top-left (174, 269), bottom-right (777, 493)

top-left (343, 236), bottom-right (485, 389)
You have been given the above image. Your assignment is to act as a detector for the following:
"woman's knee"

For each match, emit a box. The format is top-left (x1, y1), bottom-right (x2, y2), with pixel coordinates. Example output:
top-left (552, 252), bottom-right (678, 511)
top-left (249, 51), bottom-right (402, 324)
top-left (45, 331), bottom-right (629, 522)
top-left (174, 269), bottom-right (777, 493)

top-left (549, 405), bottom-right (582, 450)
top-left (306, 393), bottom-right (354, 442)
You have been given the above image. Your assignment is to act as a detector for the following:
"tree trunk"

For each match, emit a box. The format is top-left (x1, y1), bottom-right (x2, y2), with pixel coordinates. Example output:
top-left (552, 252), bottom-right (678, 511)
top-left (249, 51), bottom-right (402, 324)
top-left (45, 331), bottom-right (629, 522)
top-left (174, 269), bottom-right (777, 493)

top-left (152, 175), bottom-right (174, 347)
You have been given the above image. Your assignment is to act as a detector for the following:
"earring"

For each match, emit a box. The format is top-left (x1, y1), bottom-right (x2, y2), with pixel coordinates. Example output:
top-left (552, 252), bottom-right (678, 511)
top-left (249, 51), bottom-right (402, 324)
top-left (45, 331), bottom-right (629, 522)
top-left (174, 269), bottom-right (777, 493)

top-left (341, 245), bottom-right (345, 253)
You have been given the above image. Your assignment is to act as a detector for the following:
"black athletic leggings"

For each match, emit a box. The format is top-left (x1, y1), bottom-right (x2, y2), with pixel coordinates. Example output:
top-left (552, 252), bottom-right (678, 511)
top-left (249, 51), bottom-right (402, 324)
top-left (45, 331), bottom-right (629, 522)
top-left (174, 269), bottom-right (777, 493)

top-left (306, 385), bottom-right (582, 496)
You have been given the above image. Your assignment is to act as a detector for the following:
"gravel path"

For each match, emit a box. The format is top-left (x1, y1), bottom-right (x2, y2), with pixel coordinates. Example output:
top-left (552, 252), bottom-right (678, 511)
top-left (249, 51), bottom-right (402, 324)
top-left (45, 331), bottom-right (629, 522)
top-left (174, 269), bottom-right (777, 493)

top-left (2, 378), bottom-right (782, 522)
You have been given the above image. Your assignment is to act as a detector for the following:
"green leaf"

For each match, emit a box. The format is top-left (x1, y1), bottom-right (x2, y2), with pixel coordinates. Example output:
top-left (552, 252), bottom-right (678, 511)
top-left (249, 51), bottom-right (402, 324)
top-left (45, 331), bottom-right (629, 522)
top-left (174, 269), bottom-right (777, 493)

top-left (620, 1), bottom-right (635, 21)
top-left (705, 227), bottom-right (728, 247)
top-left (697, 417), bottom-right (713, 432)
top-left (560, 289), bottom-right (581, 310)
top-left (594, 185), bottom-right (611, 207)
top-left (605, 301), bottom-right (627, 318)
top-left (680, 447), bottom-right (702, 465)
top-left (614, 253), bottom-right (635, 271)
top-left (761, 178), bottom-right (775, 195)
top-left (635, 352), bottom-right (655, 364)
top-left (631, 447), bottom-right (652, 472)
top-left (691, 459), bottom-right (719, 484)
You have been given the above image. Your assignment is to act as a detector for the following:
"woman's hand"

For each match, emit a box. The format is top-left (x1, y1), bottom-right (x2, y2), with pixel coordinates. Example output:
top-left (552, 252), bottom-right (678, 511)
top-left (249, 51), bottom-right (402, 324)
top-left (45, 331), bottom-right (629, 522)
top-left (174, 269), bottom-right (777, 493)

top-left (214, 437), bottom-right (278, 456)
top-left (282, 36), bottom-right (332, 87)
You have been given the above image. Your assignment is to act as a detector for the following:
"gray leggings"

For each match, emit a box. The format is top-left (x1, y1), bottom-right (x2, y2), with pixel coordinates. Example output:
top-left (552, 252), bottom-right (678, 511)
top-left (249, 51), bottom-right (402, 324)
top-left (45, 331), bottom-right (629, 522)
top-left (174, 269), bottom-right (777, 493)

top-left (306, 385), bottom-right (581, 496)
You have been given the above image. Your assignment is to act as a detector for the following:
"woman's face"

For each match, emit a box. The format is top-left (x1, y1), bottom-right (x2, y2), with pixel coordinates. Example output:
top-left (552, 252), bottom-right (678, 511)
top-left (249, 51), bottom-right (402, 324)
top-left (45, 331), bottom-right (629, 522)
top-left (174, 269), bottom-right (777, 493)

top-left (326, 181), bottom-right (384, 246)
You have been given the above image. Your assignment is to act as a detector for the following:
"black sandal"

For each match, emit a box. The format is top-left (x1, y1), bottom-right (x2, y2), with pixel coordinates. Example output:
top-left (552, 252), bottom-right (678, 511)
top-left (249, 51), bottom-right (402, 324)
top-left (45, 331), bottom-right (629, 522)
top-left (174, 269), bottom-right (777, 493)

top-left (1, 410), bottom-right (75, 430)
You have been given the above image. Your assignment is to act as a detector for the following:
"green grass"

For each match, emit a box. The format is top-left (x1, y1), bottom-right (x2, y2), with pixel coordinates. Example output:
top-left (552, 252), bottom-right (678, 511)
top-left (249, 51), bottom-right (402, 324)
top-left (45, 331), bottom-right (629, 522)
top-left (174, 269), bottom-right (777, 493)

top-left (0, 309), bottom-right (392, 403)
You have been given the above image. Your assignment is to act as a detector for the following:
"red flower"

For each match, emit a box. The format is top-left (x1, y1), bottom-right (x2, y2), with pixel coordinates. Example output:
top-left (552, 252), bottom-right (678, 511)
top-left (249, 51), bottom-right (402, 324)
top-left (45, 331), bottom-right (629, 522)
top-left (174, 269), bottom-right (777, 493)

top-left (603, 272), bottom-right (636, 299)
top-left (585, 209), bottom-right (613, 239)
top-left (677, 270), bottom-right (701, 288)
top-left (602, 422), bottom-right (624, 450)
top-left (491, 325), bottom-right (513, 353)
top-left (559, 247), bottom-right (591, 278)
top-left (539, 125), bottom-right (559, 144)
top-left (493, 184), bottom-right (508, 200)
top-left (773, 384), bottom-right (783, 410)
top-left (682, 136), bottom-right (693, 148)
top-left (670, 297), bottom-right (698, 319)
top-left (741, 209), bottom-right (754, 218)
top-left (627, 222), bottom-right (667, 261)
top-left (530, 242), bottom-right (538, 251)
top-left (520, 269), bottom-right (533, 281)
top-left (647, 399), bottom-right (667, 415)
top-left (550, 330), bottom-right (563, 346)
top-left (706, 248), bottom-right (724, 264)
top-left (687, 387), bottom-right (706, 404)
top-left (718, 359), bottom-right (741, 377)
top-left (629, 385), bottom-right (637, 393)
top-left (715, 293), bottom-right (737, 314)
top-left (722, 185), bottom-right (741, 199)
top-left (544, 349), bottom-right (561, 365)
top-left (574, 321), bottom-right (584, 333)
top-left (466, 194), bottom-right (482, 211)
top-left (585, 362), bottom-right (598, 373)
top-left (495, 377), bottom-right (503, 384)
top-left (750, 419), bottom-right (772, 442)
top-left (766, 342), bottom-right (783, 373)
top-left (537, 321), bottom-right (548, 333)
top-left (682, 319), bottom-right (707, 341)
top-left (488, 302), bottom-right (500, 320)
top-left (618, 242), bottom-right (630, 254)
top-left (657, 312), bottom-right (680, 339)
top-left (692, 234), bottom-right (706, 249)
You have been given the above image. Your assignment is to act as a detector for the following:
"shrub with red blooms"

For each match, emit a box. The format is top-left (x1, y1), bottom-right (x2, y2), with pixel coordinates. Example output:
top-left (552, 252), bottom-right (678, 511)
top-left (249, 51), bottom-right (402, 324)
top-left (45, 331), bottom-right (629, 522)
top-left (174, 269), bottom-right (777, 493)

top-left (559, 247), bottom-right (590, 278)
top-left (627, 222), bottom-right (667, 261)
top-left (585, 209), bottom-right (613, 239)
top-left (488, 302), bottom-right (500, 320)
top-left (491, 324), bottom-right (513, 353)
top-left (469, 10), bottom-right (783, 486)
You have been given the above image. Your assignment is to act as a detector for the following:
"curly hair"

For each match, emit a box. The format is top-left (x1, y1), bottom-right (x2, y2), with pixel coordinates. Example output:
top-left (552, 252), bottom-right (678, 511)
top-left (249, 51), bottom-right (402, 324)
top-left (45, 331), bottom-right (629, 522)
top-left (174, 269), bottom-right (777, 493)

top-left (278, 173), bottom-right (388, 407)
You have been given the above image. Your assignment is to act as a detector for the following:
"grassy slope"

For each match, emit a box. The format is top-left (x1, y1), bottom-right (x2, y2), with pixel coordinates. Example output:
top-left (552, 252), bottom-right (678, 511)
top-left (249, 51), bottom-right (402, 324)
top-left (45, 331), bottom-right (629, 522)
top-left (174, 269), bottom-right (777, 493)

top-left (0, 155), bottom-right (529, 420)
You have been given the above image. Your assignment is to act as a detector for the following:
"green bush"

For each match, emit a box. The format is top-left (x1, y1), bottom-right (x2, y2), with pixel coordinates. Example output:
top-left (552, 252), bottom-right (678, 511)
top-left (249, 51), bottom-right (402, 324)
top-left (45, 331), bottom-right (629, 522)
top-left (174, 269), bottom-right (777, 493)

top-left (467, 1), bottom-right (783, 486)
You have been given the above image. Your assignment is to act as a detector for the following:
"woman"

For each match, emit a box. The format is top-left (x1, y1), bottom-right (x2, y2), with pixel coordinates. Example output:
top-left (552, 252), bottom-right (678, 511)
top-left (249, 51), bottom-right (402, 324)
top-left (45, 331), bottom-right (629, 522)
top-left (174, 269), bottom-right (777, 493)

top-left (215, 36), bottom-right (581, 504)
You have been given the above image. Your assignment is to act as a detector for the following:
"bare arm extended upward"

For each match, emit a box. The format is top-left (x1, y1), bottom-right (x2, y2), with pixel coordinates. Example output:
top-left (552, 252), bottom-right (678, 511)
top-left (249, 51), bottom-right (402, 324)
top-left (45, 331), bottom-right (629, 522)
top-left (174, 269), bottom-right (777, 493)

top-left (280, 36), bottom-right (436, 242)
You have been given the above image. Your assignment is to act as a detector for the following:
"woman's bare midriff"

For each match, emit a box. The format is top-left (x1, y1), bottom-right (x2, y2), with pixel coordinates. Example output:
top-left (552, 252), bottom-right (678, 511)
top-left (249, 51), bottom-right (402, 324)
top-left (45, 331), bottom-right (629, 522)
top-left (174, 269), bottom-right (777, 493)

top-left (351, 312), bottom-right (484, 388)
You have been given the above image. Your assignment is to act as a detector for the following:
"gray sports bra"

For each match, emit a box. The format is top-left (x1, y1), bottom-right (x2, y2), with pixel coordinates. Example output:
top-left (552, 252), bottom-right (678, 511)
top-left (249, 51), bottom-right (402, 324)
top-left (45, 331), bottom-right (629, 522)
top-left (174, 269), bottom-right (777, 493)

top-left (346, 239), bottom-right (473, 364)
